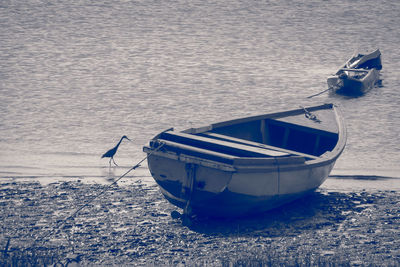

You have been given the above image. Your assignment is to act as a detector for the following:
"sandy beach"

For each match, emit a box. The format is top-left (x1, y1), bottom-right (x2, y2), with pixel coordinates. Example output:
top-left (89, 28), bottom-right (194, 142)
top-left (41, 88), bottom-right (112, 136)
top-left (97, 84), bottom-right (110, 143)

top-left (1, 177), bottom-right (399, 266)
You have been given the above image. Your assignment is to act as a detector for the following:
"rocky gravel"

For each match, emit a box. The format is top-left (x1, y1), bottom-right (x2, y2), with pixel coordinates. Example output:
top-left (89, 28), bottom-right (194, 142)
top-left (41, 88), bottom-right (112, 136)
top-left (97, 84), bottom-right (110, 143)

top-left (0, 179), bottom-right (399, 266)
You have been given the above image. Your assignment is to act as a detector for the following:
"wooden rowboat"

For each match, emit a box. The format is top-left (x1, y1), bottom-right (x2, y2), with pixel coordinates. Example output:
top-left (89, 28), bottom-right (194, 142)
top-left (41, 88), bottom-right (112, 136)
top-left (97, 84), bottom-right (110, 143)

top-left (143, 104), bottom-right (346, 219)
top-left (327, 49), bottom-right (382, 95)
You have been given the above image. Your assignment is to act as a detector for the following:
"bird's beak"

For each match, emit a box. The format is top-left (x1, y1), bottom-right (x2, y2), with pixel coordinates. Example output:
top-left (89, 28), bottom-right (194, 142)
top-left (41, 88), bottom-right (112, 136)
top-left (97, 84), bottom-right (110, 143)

top-left (127, 137), bottom-right (131, 141)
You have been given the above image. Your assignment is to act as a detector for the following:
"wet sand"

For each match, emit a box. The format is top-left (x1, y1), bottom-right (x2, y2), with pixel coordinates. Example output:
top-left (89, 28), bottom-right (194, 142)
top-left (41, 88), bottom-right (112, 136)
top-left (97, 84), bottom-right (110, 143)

top-left (0, 177), bottom-right (399, 266)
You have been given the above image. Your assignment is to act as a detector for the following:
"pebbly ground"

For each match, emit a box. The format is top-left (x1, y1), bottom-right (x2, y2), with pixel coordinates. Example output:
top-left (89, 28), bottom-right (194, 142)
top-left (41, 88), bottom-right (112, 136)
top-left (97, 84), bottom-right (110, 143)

top-left (0, 178), bottom-right (399, 266)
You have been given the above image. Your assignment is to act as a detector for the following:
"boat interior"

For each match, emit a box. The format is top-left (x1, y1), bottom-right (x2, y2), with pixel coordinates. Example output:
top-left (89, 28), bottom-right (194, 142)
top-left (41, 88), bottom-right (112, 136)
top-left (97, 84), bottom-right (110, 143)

top-left (337, 68), bottom-right (369, 80)
top-left (346, 50), bottom-right (382, 70)
top-left (207, 117), bottom-right (338, 157)
top-left (153, 111), bottom-right (339, 164)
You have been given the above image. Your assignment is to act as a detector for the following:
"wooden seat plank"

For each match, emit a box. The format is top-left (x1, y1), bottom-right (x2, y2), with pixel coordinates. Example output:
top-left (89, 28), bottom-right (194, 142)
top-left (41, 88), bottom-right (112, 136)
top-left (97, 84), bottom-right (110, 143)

top-left (202, 132), bottom-right (319, 160)
top-left (157, 139), bottom-right (236, 164)
top-left (161, 131), bottom-right (289, 158)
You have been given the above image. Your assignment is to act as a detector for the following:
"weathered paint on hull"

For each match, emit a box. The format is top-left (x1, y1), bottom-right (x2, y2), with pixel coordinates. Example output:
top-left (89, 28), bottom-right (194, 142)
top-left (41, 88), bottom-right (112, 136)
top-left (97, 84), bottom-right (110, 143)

top-left (147, 153), bottom-right (336, 217)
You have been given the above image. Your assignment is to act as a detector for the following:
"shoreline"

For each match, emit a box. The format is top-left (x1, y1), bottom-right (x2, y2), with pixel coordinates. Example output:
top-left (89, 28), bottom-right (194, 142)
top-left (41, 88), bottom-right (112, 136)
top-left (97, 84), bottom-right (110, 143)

top-left (1, 166), bottom-right (399, 184)
top-left (1, 172), bottom-right (400, 192)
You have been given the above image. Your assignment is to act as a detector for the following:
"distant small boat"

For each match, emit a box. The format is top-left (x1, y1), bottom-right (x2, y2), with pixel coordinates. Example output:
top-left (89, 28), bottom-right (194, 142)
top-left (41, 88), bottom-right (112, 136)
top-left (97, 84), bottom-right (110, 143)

top-left (143, 104), bottom-right (346, 218)
top-left (327, 49), bottom-right (382, 95)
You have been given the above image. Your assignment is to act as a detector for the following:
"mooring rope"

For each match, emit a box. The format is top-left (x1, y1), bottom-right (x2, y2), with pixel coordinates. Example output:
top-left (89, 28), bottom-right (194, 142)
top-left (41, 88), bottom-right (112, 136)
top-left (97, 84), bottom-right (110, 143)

top-left (33, 142), bottom-right (165, 248)
top-left (306, 87), bottom-right (331, 98)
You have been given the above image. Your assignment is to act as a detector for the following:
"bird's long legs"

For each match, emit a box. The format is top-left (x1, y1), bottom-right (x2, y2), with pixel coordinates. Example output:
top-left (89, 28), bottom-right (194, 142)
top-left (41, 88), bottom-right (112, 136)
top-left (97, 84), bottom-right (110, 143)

top-left (108, 157), bottom-right (119, 168)
top-left (108, 157), bottom-right (119, 167)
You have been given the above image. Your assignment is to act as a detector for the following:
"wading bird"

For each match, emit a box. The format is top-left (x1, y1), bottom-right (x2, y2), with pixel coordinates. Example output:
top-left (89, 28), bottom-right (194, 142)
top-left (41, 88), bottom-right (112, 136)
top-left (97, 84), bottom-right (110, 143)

top-left (101, 135), bottom-right (131, 167)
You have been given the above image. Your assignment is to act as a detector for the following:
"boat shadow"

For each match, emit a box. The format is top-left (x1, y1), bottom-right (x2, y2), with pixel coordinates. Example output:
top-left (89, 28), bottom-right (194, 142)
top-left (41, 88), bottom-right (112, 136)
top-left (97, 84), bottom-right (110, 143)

top-left (328, 79), bottom-right (383, 99)
top-left (330, 89), bottom-right (365, 98)
top-left (188, 190), bottom-right (368, 236)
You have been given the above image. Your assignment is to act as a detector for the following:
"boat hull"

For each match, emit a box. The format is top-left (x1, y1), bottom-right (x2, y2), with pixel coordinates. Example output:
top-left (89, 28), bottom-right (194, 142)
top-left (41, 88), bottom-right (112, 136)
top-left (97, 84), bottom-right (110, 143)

top-left (144, 104), bottom-right (346, 218)
top-left (327, 49), bottom-right (382, 95)
top-left (147, 152), bottom-right (336, 217)
top-left (328, 68), bottom-right (380, 95)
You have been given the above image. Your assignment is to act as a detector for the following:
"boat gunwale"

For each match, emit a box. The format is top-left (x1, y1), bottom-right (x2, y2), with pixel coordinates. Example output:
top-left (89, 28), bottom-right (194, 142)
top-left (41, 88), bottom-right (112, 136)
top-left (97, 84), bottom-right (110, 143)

top-left (186, 103), bottom-right (334, 133)
top-left (144, 104), bottom-right (346, 172)
top-left (144, 147), bottom-right (339, 173)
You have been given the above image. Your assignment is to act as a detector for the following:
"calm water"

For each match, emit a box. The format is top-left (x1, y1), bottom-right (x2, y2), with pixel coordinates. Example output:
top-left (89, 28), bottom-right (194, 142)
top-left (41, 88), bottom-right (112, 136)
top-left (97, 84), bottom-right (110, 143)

top-left (1, 0), bottom-right (400, 182)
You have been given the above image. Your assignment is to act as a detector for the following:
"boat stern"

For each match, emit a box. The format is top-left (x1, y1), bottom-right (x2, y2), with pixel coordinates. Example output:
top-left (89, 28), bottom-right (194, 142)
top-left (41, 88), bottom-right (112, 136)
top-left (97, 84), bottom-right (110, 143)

top-left (327, 75), bottom-right (341, 89)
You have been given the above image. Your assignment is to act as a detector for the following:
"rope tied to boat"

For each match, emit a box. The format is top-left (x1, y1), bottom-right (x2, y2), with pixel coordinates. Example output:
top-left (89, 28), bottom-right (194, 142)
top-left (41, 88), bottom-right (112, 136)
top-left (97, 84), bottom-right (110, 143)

top-left (306, 88), bottom-right (331, 98)
top-left (32, 142), bottom-right (166, 249)
top-left (300, 106), bottom-right (321, 123)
